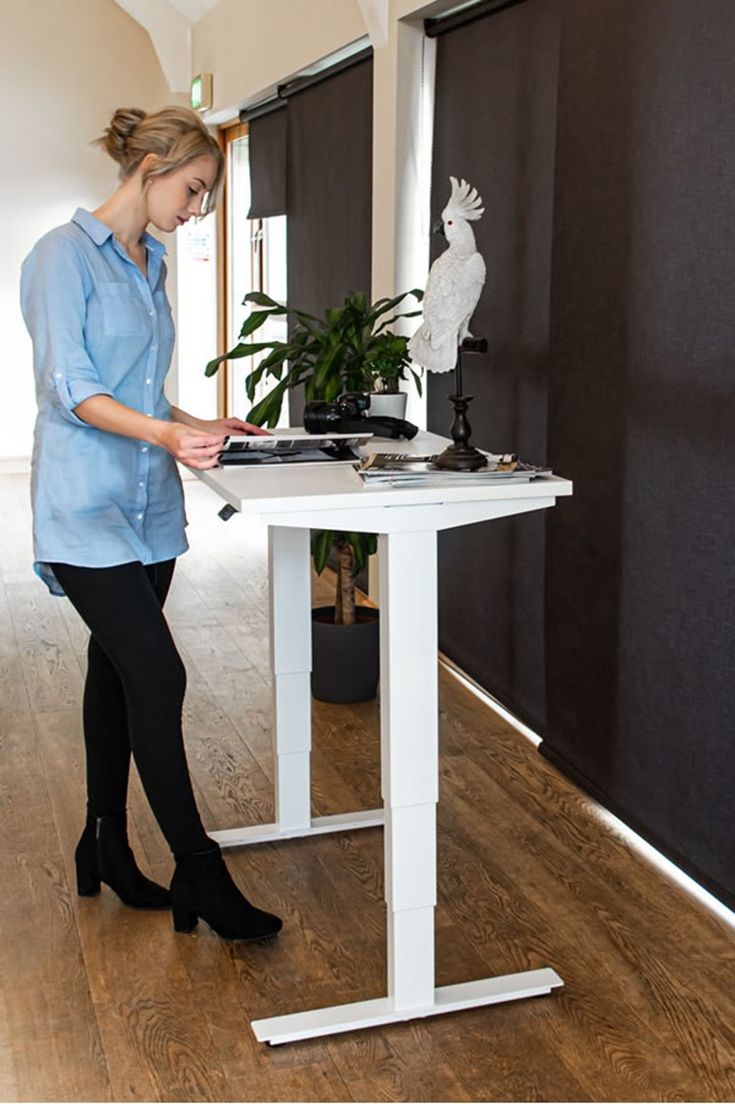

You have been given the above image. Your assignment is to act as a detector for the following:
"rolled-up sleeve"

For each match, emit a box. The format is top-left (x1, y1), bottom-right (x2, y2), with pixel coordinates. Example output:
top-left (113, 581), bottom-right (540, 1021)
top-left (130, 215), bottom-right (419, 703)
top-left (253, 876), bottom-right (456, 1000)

top-left (20, 235), bottom-right (114, 427)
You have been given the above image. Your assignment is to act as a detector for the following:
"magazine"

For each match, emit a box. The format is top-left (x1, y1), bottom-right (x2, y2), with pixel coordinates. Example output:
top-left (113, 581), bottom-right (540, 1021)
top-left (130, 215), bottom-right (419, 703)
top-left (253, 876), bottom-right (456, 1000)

top-left (219, 432), bottom-right (372, 466)
top-left (356, 452), bottom-right (551, 486)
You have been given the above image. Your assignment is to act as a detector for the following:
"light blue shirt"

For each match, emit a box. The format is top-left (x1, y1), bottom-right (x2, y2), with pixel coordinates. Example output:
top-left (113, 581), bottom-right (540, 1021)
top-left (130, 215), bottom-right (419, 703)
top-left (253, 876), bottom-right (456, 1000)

top-left (20, 208), bottom-right (188, 596)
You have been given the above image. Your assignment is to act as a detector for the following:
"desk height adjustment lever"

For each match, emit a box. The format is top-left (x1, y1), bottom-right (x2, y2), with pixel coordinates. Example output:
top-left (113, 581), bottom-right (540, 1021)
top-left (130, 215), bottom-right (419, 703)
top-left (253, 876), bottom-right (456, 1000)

top-left (217, 503), bottom-right (238, 522)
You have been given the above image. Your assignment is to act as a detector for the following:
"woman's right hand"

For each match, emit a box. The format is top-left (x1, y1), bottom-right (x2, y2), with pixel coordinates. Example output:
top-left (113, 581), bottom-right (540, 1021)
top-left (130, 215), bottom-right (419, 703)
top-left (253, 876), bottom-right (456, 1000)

top-left (157, 421), bottom-right (225, 469)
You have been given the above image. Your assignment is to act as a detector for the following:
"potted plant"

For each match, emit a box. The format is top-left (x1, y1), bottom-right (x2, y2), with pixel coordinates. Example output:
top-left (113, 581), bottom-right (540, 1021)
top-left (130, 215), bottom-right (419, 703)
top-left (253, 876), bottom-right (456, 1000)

top-left (361, 330), bottom-right (417, 418)
top-left (205, 287), bottom-right (423, 703)
top-left (204, 288), bottom-right (424, 426)
top-left (310, 529), bottom-right (378, 703)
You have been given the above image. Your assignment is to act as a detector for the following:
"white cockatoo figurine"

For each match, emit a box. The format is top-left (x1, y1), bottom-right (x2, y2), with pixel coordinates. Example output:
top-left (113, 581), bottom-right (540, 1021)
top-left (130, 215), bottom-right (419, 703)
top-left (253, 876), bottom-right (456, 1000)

top-left (409, 177), bottom-right (486, 374)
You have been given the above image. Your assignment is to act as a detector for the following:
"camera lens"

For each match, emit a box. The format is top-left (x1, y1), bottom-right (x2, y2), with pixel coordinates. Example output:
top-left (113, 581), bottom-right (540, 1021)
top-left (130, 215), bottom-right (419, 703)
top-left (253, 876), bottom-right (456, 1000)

top-left (303, 401), bottom-right (341, 434)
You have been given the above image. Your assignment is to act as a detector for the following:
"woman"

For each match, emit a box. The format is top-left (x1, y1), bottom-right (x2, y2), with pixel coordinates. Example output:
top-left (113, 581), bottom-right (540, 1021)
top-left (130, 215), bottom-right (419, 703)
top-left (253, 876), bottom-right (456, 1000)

top-left (20, 106), bottom-right (282, 942)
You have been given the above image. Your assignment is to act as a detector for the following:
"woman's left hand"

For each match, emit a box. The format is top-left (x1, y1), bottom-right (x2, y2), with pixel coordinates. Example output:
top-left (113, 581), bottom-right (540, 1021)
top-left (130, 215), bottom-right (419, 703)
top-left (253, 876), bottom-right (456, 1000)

top-left (200, 417), bottom-right (271, 437)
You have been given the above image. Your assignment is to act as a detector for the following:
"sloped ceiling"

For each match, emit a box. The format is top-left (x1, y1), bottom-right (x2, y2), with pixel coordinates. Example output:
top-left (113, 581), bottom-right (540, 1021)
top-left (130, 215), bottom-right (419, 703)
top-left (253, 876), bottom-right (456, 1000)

top-left (114, 0), bottom-right (388, 100)
top-left (112, 0), bottom-right (223, 92)
top-left (164, 0), bottom-right (221, 24)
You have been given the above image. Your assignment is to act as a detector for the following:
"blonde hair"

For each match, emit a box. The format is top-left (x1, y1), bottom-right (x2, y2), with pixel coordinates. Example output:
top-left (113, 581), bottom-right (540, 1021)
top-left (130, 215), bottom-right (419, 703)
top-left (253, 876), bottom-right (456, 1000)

top-left (95, 106), bottom-right (224, 215)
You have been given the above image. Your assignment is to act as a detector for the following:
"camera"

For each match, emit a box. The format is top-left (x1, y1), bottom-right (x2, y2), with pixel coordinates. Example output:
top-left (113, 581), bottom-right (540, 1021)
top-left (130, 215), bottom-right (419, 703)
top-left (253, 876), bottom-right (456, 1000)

top-left (303, 391), bottom-right (418, 440)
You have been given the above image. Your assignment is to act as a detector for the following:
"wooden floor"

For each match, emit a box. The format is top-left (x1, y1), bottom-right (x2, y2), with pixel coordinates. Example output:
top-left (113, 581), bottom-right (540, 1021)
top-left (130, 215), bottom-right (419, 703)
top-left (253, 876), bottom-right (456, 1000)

top-left (0, 472), bottom-right (733, 1103)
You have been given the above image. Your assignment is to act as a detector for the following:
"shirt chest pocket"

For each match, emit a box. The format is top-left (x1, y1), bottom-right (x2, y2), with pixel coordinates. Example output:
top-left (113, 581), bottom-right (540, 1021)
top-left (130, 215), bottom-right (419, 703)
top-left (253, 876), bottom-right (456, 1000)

top-left (95, 281), bottom-right (149, 336)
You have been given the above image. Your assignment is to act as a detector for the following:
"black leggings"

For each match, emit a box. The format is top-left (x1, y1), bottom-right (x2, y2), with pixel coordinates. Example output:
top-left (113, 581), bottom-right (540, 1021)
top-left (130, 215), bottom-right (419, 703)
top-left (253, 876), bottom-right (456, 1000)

top-left (51, 560), bottom-right (211, 855)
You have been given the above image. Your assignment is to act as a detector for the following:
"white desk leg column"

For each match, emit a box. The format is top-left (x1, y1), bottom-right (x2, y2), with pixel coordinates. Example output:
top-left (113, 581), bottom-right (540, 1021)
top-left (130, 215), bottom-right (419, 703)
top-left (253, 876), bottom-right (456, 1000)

top-left (211, 524), bottom-right (384, 852)
top-left (380, 530), bottom-right (439, 1011)
top-left (269, 525), bottom-right (312, 831)
top-left (250, 528), bottom-right (562, 1044)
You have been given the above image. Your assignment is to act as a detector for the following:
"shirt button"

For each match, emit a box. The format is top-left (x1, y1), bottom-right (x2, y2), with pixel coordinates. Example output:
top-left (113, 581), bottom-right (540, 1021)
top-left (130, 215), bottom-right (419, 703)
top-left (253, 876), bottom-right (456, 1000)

top-left (139, 480), bottom-right (144, 488)
top-left (141, 445), bottom-right (149, 452)
top-left (54, 371), bottom-right (62, 379)
top-left (148, 309), bottom-right (154, 317)
top-left (146, 412), bottom-right (153, 417)
top-left (145, 378), bottom-right (152, 385)
top-left (151, 345), bottom-right (158, 353)
top-left (136, 513), bottom-right (143, 521)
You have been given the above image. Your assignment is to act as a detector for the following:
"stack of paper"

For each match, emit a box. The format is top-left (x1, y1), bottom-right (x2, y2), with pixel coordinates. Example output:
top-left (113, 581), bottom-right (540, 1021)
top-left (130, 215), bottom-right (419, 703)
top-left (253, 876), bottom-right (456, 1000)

top-left (356, 453), bottom-right (551, 486)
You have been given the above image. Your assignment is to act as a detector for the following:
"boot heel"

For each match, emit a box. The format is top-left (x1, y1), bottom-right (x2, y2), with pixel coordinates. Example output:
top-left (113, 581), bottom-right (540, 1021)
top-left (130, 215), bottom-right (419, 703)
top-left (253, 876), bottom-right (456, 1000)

top-left (173, 905), bottom-right (198, 933)
top-left (76, 872), bottom-right (101, 897)
top-left (75, 815), bottom-right (101, 896)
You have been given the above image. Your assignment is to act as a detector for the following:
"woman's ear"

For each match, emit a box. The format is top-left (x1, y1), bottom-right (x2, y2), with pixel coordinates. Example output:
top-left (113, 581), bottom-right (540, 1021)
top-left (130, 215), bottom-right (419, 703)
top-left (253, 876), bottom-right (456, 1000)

top-left (138, 152), bottom-right (159, 184)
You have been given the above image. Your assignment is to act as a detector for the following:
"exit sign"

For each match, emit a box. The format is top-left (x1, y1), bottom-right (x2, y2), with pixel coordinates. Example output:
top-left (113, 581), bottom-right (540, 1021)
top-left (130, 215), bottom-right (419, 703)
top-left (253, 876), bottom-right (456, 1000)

top-left (191, 73), bottom-right (213, 112)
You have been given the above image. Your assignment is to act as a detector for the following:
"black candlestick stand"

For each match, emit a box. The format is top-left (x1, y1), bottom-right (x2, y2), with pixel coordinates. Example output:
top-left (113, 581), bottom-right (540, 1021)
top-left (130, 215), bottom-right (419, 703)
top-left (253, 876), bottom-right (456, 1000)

top-left (435, 337), bottom-right (488, 471)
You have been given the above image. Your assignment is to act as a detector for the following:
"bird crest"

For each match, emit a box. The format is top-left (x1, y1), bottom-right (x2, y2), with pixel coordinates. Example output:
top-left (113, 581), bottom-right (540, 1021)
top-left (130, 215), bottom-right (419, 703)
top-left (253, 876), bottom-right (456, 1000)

top-left (443, 177), bottom-right (484, 223)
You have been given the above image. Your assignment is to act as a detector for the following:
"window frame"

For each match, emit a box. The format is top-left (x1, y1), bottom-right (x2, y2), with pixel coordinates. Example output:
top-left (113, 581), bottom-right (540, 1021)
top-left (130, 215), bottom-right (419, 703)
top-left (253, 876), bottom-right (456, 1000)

top-left (218, 119), bottom-right (267, 417)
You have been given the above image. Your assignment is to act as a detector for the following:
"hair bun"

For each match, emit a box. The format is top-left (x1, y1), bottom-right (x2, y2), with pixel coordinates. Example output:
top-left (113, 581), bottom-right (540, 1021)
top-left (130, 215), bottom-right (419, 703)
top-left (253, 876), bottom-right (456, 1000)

top-left (102, 108), bottom-right (147, 162)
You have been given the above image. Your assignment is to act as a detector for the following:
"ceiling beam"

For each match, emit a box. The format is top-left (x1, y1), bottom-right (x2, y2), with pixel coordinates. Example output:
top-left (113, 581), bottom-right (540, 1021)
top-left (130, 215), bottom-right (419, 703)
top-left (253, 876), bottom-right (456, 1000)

top-left (113, 0), bottom-right (191, 93)
top-left (358, 0), bottom-right (389, 48)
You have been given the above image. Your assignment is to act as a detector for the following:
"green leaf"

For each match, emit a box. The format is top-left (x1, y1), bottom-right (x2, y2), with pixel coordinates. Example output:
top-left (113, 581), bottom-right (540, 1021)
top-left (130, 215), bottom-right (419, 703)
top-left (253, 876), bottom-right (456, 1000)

top-left (247, 377), bottom-right (291, 427)
top-left (238, 309), bottom-right (274, 338)
top-left (374, 310), bottom-right (423, 334)
top-left (204, 353), bottom-right (226, 377)
top-left (243, 291), bottom-right (281, 308)
top-left (367, 290), bottom-right (423, 328)
top-left (324, 375), bottom-right (344, 402)
top-left (244, 362), bottom-right (267, 401)
top-left (347, 531), bottom-right (378, 571)
top-left (257, 346), bottom-right (291, 372)
top-left (311, 344), bottom-right (344, 397)
top-left (244, 292), bottom-right (322, 331)
top-left (311, 530), bottom-right (334, 574)
top-left (225, 339), bottom-right (278, 362)
top-left (410, 367), bottom-right (424, 397)
top-left (205, 341), bottom-right (276, 377)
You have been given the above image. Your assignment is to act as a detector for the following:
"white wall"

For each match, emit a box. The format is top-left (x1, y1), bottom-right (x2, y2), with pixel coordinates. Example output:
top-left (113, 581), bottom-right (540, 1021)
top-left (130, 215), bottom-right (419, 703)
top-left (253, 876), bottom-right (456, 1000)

top-left (193, 0), bottom-right (367, 117)
top-left (1, 0), bottom-right (175, 460)
top-left (191, 0), bottom-right (448, 427)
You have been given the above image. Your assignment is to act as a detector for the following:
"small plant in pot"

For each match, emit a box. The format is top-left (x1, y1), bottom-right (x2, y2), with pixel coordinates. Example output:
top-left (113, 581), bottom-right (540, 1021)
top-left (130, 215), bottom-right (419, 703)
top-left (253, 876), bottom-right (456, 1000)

top-left (360, 330), bottom-right (419, 418)
top-left (310, 529), bottom-right (378, 704)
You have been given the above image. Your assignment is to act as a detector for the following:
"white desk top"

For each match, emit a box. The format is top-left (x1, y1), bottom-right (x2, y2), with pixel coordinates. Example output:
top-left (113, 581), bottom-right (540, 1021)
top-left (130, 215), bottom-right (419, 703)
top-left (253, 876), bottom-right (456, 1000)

top-left (197, 431), bottom-right (572, 525)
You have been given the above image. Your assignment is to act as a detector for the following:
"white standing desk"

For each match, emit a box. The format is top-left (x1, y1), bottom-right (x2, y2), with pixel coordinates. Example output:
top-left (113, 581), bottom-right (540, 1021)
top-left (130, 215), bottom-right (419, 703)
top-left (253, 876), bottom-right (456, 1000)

top-left (197, 431), bottom-right (572, 1045)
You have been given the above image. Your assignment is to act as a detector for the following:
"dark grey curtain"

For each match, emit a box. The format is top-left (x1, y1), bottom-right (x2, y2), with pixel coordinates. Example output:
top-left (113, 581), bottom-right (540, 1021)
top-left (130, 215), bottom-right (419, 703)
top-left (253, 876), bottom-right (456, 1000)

top-left (285, 54), bottom-right (374, 425)
top-left (544, 0), bottom-right (735, 908)
top-left (428, 0), bottom-right (561, 731)
top-left (429, 0), bottom-right (735, 908)
top-left (246, 104), bottom-right (287, 219)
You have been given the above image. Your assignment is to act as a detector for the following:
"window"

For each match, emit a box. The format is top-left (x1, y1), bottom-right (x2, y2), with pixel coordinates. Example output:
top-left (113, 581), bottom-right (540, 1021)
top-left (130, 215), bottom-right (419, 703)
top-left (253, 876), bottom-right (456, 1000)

top-left (221, 123), bottom-right (288, 425)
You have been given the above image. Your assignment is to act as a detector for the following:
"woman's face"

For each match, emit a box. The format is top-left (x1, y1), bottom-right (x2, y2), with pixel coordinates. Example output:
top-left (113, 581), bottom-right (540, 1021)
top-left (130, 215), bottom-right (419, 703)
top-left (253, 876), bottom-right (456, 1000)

top-left (145, 154), bottom-right (218, 232)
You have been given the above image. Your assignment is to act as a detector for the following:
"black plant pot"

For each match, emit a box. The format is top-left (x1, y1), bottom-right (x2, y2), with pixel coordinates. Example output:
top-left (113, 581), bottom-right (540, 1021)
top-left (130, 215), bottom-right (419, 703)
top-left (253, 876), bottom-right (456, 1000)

top-left (311, 606), bottom-right (380, 703)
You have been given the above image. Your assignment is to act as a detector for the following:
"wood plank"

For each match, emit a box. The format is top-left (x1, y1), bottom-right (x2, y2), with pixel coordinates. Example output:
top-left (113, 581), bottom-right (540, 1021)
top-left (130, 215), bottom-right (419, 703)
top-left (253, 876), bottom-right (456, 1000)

top-left (34, 709), bottom-right (231, 1104)
top-left (0, 581), bottom-right (19, 657)
top-left (437, 753), bottom-right (731, 1101)
top-left (0, 475), bottom-right (35, 586)
top-left (0, 654), bottom-right (30, 717)
top-left (442, 684), bottom-right (735, 1016)
top-left (8, 582), bottom-right (84, 713)
top-left (0, 710), bottom-right (111, 1102)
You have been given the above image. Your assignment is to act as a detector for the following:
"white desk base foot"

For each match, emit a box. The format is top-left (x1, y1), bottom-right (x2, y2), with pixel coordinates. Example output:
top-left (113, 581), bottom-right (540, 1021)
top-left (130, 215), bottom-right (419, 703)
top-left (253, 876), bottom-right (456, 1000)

top-left (252, 968), bottom-right (564, 1045)
top-left (209, 808), bottom-right (384, 849)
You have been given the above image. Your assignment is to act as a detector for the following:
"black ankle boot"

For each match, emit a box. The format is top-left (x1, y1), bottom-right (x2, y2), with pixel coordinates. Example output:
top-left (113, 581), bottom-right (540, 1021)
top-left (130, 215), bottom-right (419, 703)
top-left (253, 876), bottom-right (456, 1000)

top-left (170, 845), bottom-right (282, 941)
top-left (75, 811), bottom-right (170, 910)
